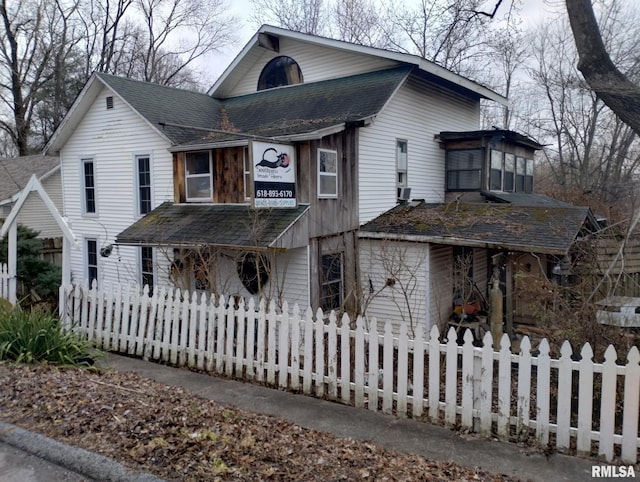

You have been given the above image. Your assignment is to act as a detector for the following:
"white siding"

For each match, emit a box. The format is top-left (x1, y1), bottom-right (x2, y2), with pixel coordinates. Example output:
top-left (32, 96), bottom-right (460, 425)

top-left (359, 239), bottom-right (428, 336)
top-left (227, 37), bottom-right (397, 97)
top-left (15, 170), bottom-right (63, 239)
top-left (359, 76), bottom-right (480, 223)
top-left (60, 87), bottom-right (174, 289)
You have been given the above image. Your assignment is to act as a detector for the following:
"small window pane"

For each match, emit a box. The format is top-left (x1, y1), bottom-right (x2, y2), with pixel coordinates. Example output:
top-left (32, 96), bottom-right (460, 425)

top-left (187, 177), bottom-right (212, 199)
top-left (186, 152), bottom-right (210, 174)
top-left (320, 151), bottom-right (337, 173)
top-left (504, 154), bottom-right (515, 192)
top-left (320, 176), bottom-right (337, 196)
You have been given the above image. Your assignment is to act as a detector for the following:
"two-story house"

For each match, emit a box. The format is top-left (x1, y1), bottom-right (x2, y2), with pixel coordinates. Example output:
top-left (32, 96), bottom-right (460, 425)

top-left (47, 25), bottom-right (593, 335)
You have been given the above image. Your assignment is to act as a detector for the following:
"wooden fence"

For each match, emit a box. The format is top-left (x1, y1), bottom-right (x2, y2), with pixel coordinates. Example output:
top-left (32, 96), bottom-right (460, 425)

top-left (62, 282), bottom-right (640, 464)
top-left (0, 263), bottom-right (8, 301)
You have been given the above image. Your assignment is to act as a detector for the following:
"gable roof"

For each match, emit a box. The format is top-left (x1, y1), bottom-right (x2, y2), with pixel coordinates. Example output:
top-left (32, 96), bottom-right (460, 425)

top-left (0, 155), bottom-right (59, 203)
top-left (359, 200), bottom-right (596, 255)
top-left (115, 202), bottom-right (310, 249)
top-left (209, 25), bottom-right (506, 105)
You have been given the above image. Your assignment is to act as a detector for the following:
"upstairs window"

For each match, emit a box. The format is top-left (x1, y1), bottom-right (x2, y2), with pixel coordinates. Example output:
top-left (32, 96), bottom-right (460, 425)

top-left (525, 159), bottom-right (534, 192)
top-left (136, 155), bottom-right (152, 215)
top-left (320, 253), bottom-right (343, 312)
top-left (396, 140), bottom-right (408, 198)
top-left (318, 149), bottom-right (338, 198)
top-left (516, 156), bottom-right (526, 192)
top-left (82, 158), bottom-right (96, 214)
top-left (489, 150), bottom-right (503, 190)
top-left (503, 153), bottom-right (515, 192)
top-left (185, 151), bottom-right (212, 202)
top-left (258, 56), bottom-right (303, 90)
top-left (446, 149), bottom-right (483, 191)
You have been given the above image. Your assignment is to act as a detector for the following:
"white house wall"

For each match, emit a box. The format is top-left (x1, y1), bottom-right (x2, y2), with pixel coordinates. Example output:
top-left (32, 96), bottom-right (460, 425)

top-left (59, 86), bottom-right (174, 289)
top-left (15, 170), bottom-right (63, 239)
top-left (358, 76), bottom-right (479, 223)
top-left (227, 37), bottom-right (397, 97)
top-left (359, 239), bottom-right (428, 336)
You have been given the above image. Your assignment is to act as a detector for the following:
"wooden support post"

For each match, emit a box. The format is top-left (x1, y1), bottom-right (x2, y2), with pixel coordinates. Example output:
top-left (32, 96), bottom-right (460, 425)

top-left (7, 222), bottom-right (17, 305)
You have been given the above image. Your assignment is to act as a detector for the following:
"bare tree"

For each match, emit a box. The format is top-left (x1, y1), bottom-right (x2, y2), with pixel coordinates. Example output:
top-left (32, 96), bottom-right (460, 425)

top-left (249, 0), bottom-right (325, 35)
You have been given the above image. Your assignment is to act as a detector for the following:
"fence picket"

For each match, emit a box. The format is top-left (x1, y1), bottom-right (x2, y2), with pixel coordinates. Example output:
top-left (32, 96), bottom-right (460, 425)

top-left (444, 327), bottom-right (458, 427)
top-left (517, 337), bottom-right (532, 440)
top-left (161, 289), bottom-right (174, 362)
top-left (235, 298), bottom-right (246, 377)
top-left (245, 298), bottom-right (257, 379)
top-left (354, 316), bottom-right (365, 408)
top-left (367, 321), bottom-right (379, 412)
top-left (315, 308), bottom-right (325, 398)
top-left (145, 286), bottom-right (160, 361)
top-left (225, 302), bottom-right (235, 378)
top-left (428, 326), bottom-right (440, 422)
top-left (599, 345), bottom-right (617, 460)
top-left (536, 339), bottom-right (550, 445)
top-left (556, 341), bottom-right (573, 450)
top-left (188, 291), bottom-right (199, 367)
top-left (397, 323), bottom-right (408, 417)
top-left (136, 285), bottom-right (150, 358)
top-left (621, 347), bottom-right (640, 463)
top-left (121, 284), bottom-right (132, 354)
top-left (255, 299), bottom-right (266, 382)
top-left (340, 313), bottom-right (351, 404)
top-left (302, 308), bottom-right (313, 395)
top-left (290, 304), bottom-right (301, 390)
top-left (197, 292), bottom-right (208, 370)
top-left (327, 311), bottom-right (338, 400)
top-left (382, 321), bottom-right (394, 415)
top-left (461, 330), bottom-right (474, 428)
top-left (103, 286), bottom-right (114, 351)
top-left (216, 295), bottom-right (227, 374)
top-left (412, 327), bottom-right (424, 418)
top-left (577, 343), bottom-right (594, 455)
top-left (278, 302), bottom-right (290, 389)
top-left (266, 301), bottom-right (277, 385)
top-left (497, 334), bottom-right (511, 440)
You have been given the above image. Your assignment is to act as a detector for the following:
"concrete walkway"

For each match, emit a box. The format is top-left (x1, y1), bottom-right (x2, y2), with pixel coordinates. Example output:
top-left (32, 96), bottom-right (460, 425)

top-left (99, 353), bottom-right (612, 482)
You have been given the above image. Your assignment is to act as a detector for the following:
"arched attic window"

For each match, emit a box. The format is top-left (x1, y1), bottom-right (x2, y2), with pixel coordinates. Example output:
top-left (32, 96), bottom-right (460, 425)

top-left (257, 56), bottom-right (303, 91)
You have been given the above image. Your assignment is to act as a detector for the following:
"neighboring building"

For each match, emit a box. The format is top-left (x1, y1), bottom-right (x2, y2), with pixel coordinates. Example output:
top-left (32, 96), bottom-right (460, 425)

top-left (0, 155), bottom-right (62, 239)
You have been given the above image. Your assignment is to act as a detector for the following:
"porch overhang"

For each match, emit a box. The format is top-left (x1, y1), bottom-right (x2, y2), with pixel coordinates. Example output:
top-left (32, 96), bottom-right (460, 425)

top-left (115, 202), bottom-right (310, 250)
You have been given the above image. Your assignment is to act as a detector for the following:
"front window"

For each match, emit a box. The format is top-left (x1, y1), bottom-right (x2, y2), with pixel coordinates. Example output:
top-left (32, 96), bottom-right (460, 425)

top-left (446, 149), bottom-right (483, 191)
top-left (82, 159), bottom-right (96, 214)
top-left (318, 149), bottom-right (338, 198)
top-left (137, 155), bottom-right (152, 215)
top-left (185, 151), bottom-right (212, 202)
top-left (320, 253), bottom-right (343, 312)
top-left (86, 238), bottom-right (98, 287)
top-left (140, 246), bottom-right (154, 293)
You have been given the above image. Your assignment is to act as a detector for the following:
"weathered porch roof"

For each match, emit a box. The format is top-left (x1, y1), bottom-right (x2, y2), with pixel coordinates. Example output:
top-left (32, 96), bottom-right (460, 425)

top-left (359, 200), bottom-right (597, 255)
top-left (0, 155), bottom-right (59, 203)
top-left (115, 202), bottom-right (310, 250)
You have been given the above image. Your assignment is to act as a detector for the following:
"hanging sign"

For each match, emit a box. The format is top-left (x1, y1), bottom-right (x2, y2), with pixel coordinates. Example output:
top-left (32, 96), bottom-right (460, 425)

top-left (251, 141), bottom-right (296, 208)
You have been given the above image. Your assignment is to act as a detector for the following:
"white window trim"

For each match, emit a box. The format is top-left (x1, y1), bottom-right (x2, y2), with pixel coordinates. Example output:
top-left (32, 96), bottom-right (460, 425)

top-left (134, 153), bottom-right (153, 217)
top-left (139, 246), bottom-right (155, 291)
top-left (396, 139), bottom-right (408, 198)
top-left (317, 148), bottom-right (338, 199)
top-left (185, 151), bottom-right (213, 202)
top-left (81, 157), bottom-right (97, 215)
top-left (85, 237), bottom-right (99, 288)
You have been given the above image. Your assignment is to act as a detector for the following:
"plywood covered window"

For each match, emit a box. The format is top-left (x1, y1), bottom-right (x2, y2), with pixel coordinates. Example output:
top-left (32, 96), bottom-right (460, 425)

top-left (257, 56), bottom-right (303, 90)
top-left (185, 151), bottom-right (213, 202)
top-left (318, 149), bottom-right (338, 198)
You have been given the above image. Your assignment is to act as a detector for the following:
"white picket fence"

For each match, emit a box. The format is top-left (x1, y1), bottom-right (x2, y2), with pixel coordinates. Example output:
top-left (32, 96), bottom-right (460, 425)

top-left (0, 263), bottom-right (8, 301)
top-left (62, 282), bottom-right (640, 464)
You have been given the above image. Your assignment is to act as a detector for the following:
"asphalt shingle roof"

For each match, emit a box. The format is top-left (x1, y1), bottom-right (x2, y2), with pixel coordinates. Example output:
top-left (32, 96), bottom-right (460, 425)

top-left (360, 201), bottom-right (593, 255)
top-left (116, 202), bottom-right (309, 248)
top-left (481, 191), bottom-right (572, 207)
top-left (0, 155), bottom-right (59, 201)
top-left (98, 67), bottom-right (412, 146)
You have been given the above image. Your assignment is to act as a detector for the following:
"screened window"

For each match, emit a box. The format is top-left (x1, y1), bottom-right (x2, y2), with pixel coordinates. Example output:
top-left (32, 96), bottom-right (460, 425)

top-left (396, 140), bottom-right (408, 198)
top-left (504, 153), bottom-right (515, 192)
top-left (82, 159), bottom-right (96, 214)
top-left (515, 156), bottom-right (526, 192)
top-left (141, 246), bottom-right (154, 293)
top-left (320, 253), bottom-right (343, 312)
top-left (446, 149), bottom-right (483, 190)
top-left (86, 239), bottom-right (98, 287)
top-left (185, 151), bottom-right (212, 202)
top-left (137, 155), bottom-right (152, 215)
top-left (489, 149), bottom-right (503, 191)
top-left (258, 56), bottom-right (303, 91)
top-left (318, 149), bottom-right (338, 198)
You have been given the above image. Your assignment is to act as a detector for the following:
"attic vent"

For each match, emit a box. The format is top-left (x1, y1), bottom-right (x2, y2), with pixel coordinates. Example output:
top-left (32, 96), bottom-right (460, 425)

top-left (106, 96), bottom-right (114, 109)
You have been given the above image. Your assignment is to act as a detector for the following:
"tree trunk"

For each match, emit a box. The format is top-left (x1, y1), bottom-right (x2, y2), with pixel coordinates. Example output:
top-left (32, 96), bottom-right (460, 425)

top-left (566, 0), bottom-right (640, 136)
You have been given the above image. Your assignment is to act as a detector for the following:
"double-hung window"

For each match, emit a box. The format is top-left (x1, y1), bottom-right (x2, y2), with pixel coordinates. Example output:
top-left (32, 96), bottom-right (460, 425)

top-left (86, 238), bottom-right (98, 287)
top-left (140, 246), bottom-right (154, 293)
top-left (318, 149), bottom-right (338, 198)
top-left (136, 155), bottom-right (152, 215)
top-left (320, 253), bottom-right (343, 312)
top-left (185, 151), bottom-right (213, 201)
top-left (396, 140), bottom-right (408, 198)
top-left (82, 159), bottom-right (96, 214)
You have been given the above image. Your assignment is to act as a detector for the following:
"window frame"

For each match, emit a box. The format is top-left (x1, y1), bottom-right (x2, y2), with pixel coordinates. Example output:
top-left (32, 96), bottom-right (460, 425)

top-left (445, 149), bottom-right (484, 191)
top-left (86, 238), bottom-right (98, 288)
top-left (489, 149), bottom-right (504, 191)
top-left (81, 158), bottom-right (97, 215)
top-left (503, 153), bottom-right (515, 192)
top-left (140, 246), bottom-right (155, 294)
top-left (320, 252), bottom-right (343, 312)
top-left (184, 151), bottom-right (213, 202)
top-left (317, 148), bottom-right (338, 199)
top-left (135, 154), bottom-right (152, 216)
top-left (396, 139), bottom-right (408, 199)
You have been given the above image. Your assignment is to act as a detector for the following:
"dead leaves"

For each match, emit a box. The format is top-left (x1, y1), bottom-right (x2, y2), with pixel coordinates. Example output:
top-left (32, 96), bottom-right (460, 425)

top-left (0, 363), bottom-right (517, 481)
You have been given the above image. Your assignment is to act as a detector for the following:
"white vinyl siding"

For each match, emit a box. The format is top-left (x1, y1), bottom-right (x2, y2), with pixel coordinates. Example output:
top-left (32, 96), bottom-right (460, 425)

top-left (60, 86), bottom-right (174, 289)
top-left (222, 37), bottom-right (398, 97)
top-left (359, 76), bottom-right (479, 223)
